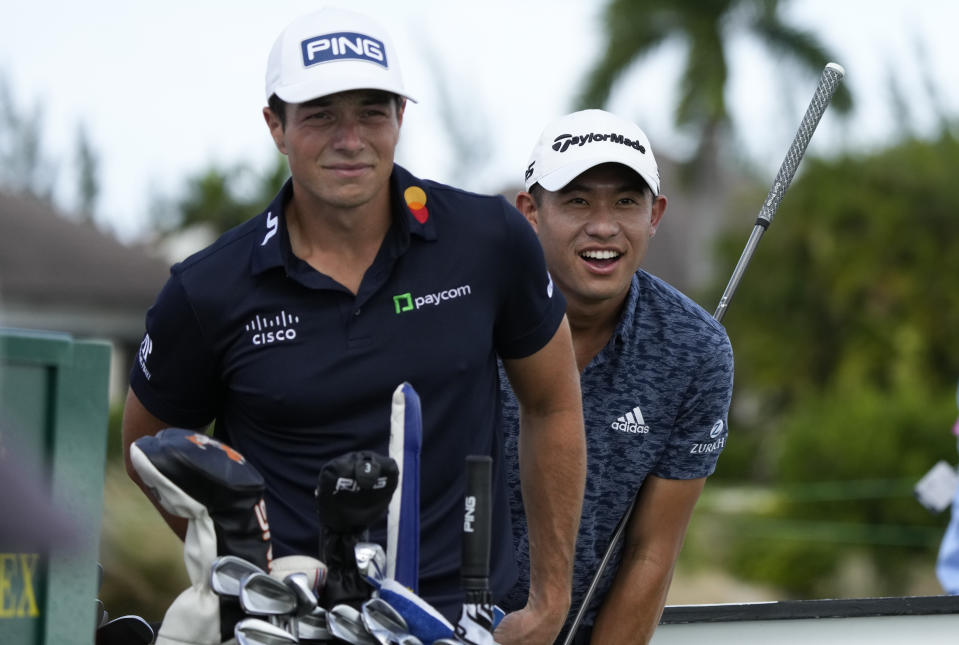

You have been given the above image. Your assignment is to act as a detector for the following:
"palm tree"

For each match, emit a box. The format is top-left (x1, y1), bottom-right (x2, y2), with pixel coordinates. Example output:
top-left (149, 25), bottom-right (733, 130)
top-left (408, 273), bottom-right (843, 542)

top-left (580, 0), bottom-right (850, 163)
top-left (577, 0), bottom-right (851, 287)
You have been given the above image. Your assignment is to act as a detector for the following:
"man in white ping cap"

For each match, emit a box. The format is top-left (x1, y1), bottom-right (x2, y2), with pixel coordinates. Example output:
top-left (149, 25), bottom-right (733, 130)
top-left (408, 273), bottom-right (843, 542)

top-left (123, 7), bottom-right (585, 644)
top-left (499, 110), bottom-right (734, 644)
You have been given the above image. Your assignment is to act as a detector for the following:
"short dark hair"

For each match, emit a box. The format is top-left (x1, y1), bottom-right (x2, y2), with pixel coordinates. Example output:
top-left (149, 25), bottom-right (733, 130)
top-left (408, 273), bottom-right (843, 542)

top-left (268, 93), bottom-right (288, 129)
top-left (266, 92), bottom-right (405, 131)
top-left (529, 183), bottom-right (546, 207)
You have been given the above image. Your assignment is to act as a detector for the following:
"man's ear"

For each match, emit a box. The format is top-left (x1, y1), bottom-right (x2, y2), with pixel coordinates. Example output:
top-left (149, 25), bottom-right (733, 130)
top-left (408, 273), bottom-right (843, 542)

top-left (515, 191), bottom-right (539, 233)
top-left (649, 194), bottom-right (667, 237)
top-left (263, 107), bottom-right (287, 155)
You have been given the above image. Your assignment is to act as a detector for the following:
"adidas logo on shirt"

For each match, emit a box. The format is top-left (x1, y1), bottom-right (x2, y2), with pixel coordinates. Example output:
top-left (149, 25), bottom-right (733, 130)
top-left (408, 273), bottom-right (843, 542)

top-left (611, 406), bottom-right (650, 434)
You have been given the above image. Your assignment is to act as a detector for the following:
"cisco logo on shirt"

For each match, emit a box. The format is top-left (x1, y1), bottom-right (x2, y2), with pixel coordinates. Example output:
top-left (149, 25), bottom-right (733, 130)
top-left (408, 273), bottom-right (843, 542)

top-left (246, 311), bottom-right (301, 346)
top-left (301, 32), bottom-right (387, 68)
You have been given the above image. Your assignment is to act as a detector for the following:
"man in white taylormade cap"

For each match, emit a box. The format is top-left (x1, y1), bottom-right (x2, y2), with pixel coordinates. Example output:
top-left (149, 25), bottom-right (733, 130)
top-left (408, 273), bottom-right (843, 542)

top-left (499, 110), bottom-right (734, 644)
top-left (123, 7), bottom-right (585, 644)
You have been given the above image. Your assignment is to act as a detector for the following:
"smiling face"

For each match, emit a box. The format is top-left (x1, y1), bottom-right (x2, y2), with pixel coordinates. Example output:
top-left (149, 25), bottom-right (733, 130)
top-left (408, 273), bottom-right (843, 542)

top-left (519, 162), bottom-right (666, 312)
top-left (264, 89), bottom-right (404, 214)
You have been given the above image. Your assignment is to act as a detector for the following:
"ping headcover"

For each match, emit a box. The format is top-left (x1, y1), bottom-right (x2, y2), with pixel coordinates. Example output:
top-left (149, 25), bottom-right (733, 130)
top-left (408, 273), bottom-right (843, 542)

top-left (315, 450), bottom-right (398, 609)
top-left (315, 450), bottom-right (399, 533)
top-left (130, 428), bottom-right (272, 645)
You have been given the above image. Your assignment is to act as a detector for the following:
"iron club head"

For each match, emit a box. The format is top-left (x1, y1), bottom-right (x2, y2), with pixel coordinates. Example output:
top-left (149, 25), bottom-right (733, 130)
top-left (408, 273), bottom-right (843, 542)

top-left (210, 555), bottom-right (267, 597)
top-left (234, 617), bottom-right (298, 645)
top-left (297, 605), bottom-right (333, 641)
top-left (355, 541), bottom-right (387, 588)
top-left (328, 603), bottom-right (380, 644)
top-left (239, 572), bottom-right (299, 622)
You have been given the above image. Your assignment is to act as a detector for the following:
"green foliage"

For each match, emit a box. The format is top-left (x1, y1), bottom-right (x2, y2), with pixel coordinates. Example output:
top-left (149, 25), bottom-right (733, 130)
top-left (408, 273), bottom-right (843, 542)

top-left (729, 538), bottom-right (839, 598)
top-left (715, 133), bottom-right (959, 420)
top-left (704, 133), bottom-right (959, 595)
top-left (578, 0), bottom-right (850, 146)
top-left (153, 153), bottom-right (289, 236)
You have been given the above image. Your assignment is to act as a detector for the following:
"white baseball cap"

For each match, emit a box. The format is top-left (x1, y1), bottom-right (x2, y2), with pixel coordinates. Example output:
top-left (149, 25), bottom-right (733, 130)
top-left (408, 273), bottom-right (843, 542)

top-left (524, 109), bottom-right (659, 195)
top-left (265, 7), bottom-right (416, 103)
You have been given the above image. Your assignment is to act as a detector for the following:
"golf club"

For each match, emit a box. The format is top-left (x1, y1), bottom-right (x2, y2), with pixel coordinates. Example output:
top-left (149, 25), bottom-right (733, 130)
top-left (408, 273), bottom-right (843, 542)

top-left (234, 617), bottom-right (299, 645)
top-left (211, 554), bottom-right (268, 598)
top-left (561, 61), bottom-right (847, 645)
top-left (361, 596), bottom-right (422, 645)
top-left (297, 605), bottom-right (333, 641)
top-left (239, 571), bottom-right (299, 626)
top-left (316, 450), bottom-right (398, 609)
top-left (356, 541), bottom-right (387, 588)
top-left (328, 603), bottom-right (380, 644)
top-left (284, 571), bottom-right (319, 636)
top-left (455, 456), bottom-right (495, 645)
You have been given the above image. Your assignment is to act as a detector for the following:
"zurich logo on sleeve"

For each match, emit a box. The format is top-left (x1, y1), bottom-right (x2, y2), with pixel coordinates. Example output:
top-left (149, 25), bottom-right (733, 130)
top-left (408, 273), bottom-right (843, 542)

top-left (301, 32), bottom-right (388, 68)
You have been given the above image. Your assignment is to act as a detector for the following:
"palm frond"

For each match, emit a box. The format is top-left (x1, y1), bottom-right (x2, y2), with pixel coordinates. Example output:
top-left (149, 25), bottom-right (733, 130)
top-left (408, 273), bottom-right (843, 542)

top-left (575, 0), bottom-right (676, 108)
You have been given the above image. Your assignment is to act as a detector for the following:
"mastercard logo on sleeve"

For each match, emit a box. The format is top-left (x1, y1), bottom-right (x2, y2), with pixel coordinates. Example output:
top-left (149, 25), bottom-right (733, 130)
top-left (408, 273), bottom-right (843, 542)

top-left (404, 186), bottom-right (429, 224)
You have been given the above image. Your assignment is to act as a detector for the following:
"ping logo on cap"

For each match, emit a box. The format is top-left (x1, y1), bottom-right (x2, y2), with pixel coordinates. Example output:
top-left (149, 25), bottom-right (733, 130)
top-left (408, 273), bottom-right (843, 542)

top-left (301, 32), bottom-right (387, 68)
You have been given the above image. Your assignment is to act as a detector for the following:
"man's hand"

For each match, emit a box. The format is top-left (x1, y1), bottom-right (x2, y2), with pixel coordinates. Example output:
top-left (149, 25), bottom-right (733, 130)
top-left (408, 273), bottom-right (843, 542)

top-left (494, 601), bottom-right (567, 645)
top-left (589, 476), bottom-right (707, 644)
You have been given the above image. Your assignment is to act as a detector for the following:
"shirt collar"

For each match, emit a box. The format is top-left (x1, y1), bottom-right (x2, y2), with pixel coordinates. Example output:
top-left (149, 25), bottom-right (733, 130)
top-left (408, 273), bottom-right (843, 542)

top-left (250, 164), bottom-right (438, 277)
top-left (614, 272), bottom-right (642, 348)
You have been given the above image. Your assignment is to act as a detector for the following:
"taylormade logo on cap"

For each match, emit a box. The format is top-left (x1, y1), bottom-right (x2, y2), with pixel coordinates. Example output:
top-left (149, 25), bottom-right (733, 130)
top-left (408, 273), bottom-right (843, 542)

top-left (301, 32), bottom-right (387, 68)
top-left (551, 132), bottom-right (647, 154)
top-left (524, 109), bottom-right (660, 195)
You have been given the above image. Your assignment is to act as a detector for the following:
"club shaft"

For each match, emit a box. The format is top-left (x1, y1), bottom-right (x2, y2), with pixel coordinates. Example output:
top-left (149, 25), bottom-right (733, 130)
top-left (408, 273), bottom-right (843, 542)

top-left (714, 62), bottom-right (844, 321)
top-left (713, 225), bottom-right (766, 323)
top-left (564, 62), bottom-right (845, 645)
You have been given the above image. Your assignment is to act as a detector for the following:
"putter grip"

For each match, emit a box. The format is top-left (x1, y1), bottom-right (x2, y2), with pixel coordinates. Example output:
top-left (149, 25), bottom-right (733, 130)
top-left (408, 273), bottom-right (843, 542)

top-left (462, 455), bottom-right (492, 593)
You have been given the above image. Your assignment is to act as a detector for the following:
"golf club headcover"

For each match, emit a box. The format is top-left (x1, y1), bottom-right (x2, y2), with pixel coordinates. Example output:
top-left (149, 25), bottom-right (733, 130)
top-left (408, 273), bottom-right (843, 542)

top-left (315, 450), bottom-right (399, 533)
top-left (387, 382), bottom-right (422, 592)
top-left (376, 578), bottom-right (455, 644)
top-left (315, 451), bottom-right (398, 609)
top-left (130, 428), bottom-right (272, 645)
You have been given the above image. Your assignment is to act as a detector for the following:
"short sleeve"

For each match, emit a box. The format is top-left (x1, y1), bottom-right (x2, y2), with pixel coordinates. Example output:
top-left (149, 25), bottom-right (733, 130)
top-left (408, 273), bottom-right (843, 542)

top-left (129, 272), bottom-right (221, 428)
top-left (493, 199), bottom-right (567, 359)
top-left (653, 331), bottom-right (734, 479)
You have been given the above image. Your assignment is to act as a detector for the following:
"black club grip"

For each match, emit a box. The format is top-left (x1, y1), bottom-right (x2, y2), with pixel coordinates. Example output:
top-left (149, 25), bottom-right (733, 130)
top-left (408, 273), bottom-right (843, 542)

top-left (462, 455), bottom-right (492, 592)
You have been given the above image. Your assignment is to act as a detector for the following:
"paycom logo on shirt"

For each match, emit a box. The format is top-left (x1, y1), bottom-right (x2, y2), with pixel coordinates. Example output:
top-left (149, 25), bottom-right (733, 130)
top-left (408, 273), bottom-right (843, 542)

top-left (393, 284), bottom-right (472, 314)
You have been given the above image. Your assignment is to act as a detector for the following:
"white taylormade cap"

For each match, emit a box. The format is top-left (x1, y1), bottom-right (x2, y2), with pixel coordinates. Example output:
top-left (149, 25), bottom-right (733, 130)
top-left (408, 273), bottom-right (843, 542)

top-left (524, 109), bottom-right (659, 195)
top-left (265, 7), bottom-right (416, 103)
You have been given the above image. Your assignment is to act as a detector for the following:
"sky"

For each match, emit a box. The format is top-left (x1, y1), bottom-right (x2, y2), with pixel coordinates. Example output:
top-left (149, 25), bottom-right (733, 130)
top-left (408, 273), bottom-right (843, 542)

top-left (2, 0), bottom-right (958, 242)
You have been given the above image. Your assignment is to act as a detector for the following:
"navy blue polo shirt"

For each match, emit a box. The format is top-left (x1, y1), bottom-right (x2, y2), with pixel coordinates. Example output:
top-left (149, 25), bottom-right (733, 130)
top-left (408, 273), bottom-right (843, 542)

top-left (130, 164), bottom-right (566, 619)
